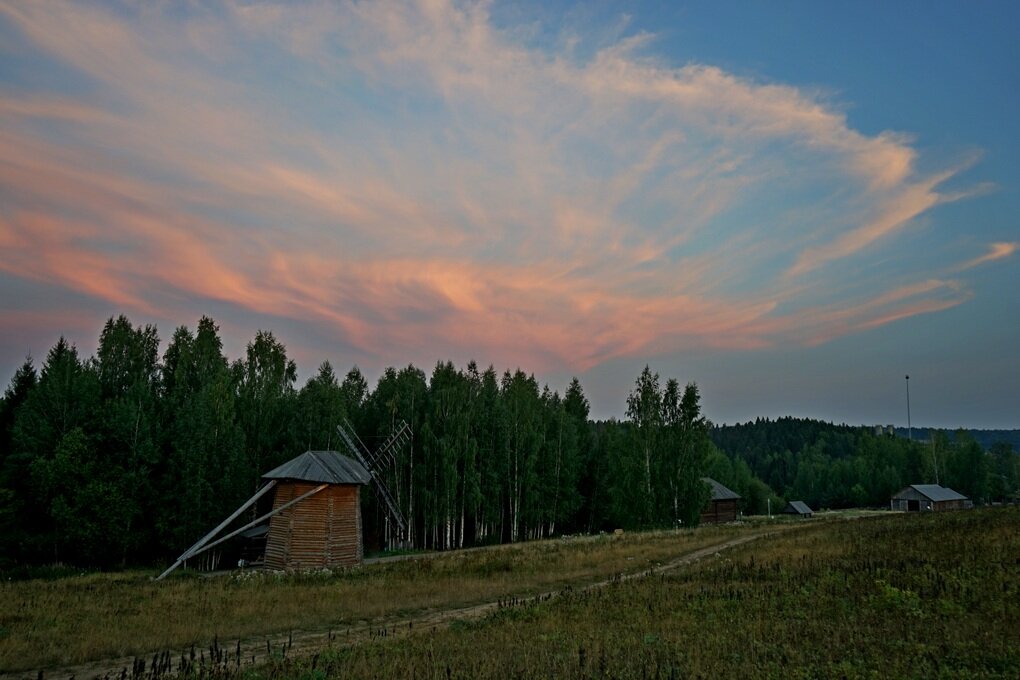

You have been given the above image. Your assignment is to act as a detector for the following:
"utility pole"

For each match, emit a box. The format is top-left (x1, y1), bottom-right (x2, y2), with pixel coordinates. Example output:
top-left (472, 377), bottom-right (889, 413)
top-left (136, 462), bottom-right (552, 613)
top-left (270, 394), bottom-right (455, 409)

top-left (905, 375), bottom-right (912, 442)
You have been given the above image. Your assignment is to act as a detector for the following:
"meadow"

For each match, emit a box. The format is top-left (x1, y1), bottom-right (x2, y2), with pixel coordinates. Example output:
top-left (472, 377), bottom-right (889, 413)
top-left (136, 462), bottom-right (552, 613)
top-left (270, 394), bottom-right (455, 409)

top-left (243, 508), bottom-right (1016, 679)
top-left (2, 508), bottom-right (1016, 678)
top-left (0, 522), bottom-right (775, 672)
top-left (221, 507), bottom-right (1011, 676)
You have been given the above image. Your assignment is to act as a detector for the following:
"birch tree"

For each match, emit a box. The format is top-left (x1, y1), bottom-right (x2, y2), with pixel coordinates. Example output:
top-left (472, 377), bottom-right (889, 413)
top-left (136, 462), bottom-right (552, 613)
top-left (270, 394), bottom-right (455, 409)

top-left (626, 366), bottom-right (662, 527)
top-left (233, 330), bottom-right (297, 488)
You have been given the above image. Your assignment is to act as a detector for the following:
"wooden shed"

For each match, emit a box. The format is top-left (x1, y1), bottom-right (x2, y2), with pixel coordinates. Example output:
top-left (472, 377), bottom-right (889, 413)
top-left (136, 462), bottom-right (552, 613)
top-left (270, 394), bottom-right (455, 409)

top-left (783, 500), bottom-right (813, 518)
top-left (261, 451), bottom-right (371, 570)
top-left (890, 484), bottom-right (971, 512)
top-left (700, 477), bottom-right (740, 524)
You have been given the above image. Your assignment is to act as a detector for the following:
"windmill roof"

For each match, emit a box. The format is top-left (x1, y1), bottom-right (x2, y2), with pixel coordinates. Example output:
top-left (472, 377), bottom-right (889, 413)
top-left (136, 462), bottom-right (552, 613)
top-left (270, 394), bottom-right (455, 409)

top-left (785, 500), bottom-right (813, 514)
top-left (262, 450), bottom-right (371, 485)
top-left (702, 477), bottom-right (741, 501)
top-left (907, 484), bottom-right (968, 502)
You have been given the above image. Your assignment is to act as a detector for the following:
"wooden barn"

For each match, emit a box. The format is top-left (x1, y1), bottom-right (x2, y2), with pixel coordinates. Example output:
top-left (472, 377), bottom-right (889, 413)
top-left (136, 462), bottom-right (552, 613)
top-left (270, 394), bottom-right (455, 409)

top-left (700, 477), bottom-right (740, 524)
top-left (157, 450), bottom-right (371, 580)
top-left (783, 500), bottom-right (813, 518)
top-left (261, 450), bottom-right (371, 570)
top-left (890, 484), bottom-right (971, 512)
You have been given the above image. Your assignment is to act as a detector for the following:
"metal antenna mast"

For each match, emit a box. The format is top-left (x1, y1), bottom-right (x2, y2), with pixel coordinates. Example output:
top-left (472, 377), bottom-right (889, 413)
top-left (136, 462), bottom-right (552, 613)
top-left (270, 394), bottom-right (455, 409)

top-left (905, 374), bottom-right (911, 442)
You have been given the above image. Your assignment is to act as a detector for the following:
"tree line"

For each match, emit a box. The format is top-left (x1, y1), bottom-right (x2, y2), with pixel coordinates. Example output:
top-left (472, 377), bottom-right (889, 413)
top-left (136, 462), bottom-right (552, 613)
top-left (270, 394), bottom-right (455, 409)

top-left (709, 417), bottom-right (1019, 511)
top-left (1, 315), bottom-right (1016, 570)
top-left (0, 315), bottom-right (714, 569)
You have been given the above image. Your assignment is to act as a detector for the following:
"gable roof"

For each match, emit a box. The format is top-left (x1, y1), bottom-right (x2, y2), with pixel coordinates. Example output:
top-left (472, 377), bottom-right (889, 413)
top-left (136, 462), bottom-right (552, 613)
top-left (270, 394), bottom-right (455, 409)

top-left (262, 450), bottom-right (371, 485)
top-left (907, 484), bottom-right (968, 502)
top-left (702, 477), bottom-right (740, 501)
top-left (785, 500), bottom-right (813, 515)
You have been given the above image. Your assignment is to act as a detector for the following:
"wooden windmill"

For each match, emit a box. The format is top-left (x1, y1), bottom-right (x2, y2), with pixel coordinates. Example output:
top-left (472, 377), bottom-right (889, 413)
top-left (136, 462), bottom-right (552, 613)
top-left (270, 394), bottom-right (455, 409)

top-left (155, 420), bottom-right (411, 580)
top-left (335, 418), bottom-right (410, 549)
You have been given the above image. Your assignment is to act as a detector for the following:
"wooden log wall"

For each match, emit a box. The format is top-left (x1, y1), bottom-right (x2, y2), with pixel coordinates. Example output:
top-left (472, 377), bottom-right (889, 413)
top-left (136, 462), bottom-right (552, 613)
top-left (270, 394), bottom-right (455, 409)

top-left (265, 482), bottom-right (363, 570)
top-left (700, 499), bottom-right (738, 525)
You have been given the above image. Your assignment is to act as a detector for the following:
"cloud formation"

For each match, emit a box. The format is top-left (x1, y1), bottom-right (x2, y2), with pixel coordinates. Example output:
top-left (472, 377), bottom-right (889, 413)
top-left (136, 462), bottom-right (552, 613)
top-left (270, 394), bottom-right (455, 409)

top-left (954, 242), bottom-right (1018, 272)
top-left (0, 1), bottom-right (1008, 371)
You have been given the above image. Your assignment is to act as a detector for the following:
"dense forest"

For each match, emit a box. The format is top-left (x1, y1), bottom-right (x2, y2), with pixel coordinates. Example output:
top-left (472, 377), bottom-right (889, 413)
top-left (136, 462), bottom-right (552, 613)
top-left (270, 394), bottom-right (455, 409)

top-left (709, 418), bottom-right (1019, 513)
top-left (0, 315), bottom-right (1017, 570)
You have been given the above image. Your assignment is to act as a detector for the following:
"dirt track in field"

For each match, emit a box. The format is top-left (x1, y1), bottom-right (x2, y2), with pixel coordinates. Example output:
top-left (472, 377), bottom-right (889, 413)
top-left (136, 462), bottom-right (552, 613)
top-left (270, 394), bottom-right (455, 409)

top-left (4, 530), bottom-right (777, 679)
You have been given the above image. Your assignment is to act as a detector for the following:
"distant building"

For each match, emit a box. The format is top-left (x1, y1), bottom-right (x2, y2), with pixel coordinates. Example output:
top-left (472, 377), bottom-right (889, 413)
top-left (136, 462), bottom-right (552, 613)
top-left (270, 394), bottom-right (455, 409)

top-left (701, 477), bottom-right (740, 524)
top-left (890, 484), bottom-right (972, 512)
top-left (782, 500), bottom-right (813, 518)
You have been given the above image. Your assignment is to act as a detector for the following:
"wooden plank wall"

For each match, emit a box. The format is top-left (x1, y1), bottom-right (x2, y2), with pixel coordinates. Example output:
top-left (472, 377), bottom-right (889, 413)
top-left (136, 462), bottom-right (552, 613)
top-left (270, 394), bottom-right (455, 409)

top-left (265, 482), bottom-right (363, 570)
top-left (700, 499), bottom-right (738, 525)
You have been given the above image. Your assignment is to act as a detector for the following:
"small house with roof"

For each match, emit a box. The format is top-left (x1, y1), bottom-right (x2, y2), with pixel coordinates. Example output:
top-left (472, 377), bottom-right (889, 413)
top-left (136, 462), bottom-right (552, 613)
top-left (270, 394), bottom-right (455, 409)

top-left (783, 500), bottom-right (813, 518)
top-left (890, 484), bottom-right (971, 512)
top-left (701, 477), bottom-right (740, 524)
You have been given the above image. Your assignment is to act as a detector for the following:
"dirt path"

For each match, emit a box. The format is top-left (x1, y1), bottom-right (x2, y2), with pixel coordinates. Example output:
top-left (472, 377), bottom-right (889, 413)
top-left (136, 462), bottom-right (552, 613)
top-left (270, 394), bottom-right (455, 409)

top-left (6, 530), bottom-right (774, 680)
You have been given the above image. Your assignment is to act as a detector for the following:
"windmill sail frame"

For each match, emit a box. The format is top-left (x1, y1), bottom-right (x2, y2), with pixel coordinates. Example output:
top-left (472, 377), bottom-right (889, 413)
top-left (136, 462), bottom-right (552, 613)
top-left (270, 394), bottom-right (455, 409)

top-left (336, 419), bottom-right (409, 545)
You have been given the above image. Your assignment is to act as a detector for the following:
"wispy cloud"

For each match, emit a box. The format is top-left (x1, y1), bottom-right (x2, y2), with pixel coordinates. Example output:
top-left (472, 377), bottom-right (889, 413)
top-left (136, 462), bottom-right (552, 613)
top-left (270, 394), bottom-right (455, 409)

top-left (760, 279), bottom-right (972, 347)
top-left (954, 242), bottom-right (1018, 272)
top-left (0, 0), bottom-right (995, 371)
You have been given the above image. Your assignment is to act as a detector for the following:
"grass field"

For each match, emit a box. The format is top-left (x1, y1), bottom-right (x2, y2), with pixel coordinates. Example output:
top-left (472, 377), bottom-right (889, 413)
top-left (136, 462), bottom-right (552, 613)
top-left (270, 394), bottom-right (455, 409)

top-left (256, 507), bottom-right (1018, 679)
top-left (2, 509), bottom-right (1016, 678)
top-left (0, 522), bottom-right (775, 672)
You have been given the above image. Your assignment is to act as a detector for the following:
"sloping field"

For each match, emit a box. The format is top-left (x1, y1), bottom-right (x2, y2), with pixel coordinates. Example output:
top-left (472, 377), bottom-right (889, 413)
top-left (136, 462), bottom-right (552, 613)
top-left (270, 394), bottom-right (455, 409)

top-left (0, 522), bottom-right (780, 674)
top-left (264, 507), bottom-right (1019, 679)
top-left (3, 509), bottom-right (1016, 678)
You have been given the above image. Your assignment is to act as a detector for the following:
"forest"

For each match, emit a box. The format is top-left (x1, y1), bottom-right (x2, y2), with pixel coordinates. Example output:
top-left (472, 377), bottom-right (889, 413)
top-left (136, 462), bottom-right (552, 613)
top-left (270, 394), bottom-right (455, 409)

top-left (0, 314), bottom-right (1017, 570)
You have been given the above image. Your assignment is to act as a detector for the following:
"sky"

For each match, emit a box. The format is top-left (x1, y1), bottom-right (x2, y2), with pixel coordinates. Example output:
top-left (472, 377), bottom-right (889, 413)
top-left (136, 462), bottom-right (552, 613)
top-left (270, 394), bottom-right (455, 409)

top-left (1, 1), bottom-right (1017, 429)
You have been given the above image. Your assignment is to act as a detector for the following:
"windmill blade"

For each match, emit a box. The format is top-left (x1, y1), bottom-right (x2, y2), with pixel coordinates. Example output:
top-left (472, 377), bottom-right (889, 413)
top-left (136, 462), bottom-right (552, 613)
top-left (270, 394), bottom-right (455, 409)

top-left (371, 473), bottom-right (407, 536)
top-left (336, 419), bottom-right (408, 539)
top-left (335, 419), bottom-right (372, 469)
top-left (373, 420), bottom-right (411, 468)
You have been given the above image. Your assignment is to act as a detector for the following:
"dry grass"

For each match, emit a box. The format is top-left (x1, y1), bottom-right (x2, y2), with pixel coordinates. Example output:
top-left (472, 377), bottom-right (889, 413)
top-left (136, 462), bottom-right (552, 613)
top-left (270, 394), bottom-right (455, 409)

top-left (286, 506), bottom-right (1019, 679)
top-left (0, 522), bottom-right (777, 671)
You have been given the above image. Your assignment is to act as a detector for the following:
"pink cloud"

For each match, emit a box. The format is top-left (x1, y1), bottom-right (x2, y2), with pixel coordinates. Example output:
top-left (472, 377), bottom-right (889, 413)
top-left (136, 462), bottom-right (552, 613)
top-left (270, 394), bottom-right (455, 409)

top-left (786, 173), bottom-right (948, 279)
top-left (0, 1), bottom-right (993, 374)
top-left (954, 242), bottom-right (1018, 271)
top-left (744, 279), bottom-right (971, 347)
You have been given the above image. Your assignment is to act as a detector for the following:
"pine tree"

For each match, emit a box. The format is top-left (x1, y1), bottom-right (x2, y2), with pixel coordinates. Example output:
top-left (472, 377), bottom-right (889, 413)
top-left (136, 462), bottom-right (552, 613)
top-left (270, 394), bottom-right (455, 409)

top-left (11, 338), bottom-right (101, 562)
top-left (0, 358), bottom-right (37, 564)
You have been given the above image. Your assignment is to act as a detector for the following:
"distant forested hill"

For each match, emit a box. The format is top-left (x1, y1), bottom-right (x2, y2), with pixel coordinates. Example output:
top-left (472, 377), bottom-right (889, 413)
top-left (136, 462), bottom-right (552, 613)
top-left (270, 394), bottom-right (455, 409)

top-left (712, 418), bottom-right (1020, 455)
top-left (708, 417), bottom-right (1020, 511)
top-left (891, 428), bottom-right (1020, 451)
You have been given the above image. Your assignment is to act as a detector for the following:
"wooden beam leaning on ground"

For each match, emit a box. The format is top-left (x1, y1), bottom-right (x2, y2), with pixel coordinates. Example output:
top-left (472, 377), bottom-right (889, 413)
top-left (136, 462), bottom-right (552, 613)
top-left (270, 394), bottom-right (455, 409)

top-left (155, 481), bottom-right (326, 581)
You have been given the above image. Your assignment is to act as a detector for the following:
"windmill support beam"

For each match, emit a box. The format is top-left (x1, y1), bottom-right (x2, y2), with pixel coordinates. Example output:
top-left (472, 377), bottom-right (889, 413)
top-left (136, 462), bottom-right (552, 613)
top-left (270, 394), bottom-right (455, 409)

top-left (156, 480), bottom-right (277, 581)
top-left (173, 484), bottom-right (329, 567)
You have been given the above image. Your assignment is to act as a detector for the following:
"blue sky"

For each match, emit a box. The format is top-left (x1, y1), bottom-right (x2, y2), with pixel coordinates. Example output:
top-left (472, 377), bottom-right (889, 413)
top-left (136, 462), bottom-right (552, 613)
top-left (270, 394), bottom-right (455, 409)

top-left (1, 1), bottom-right (1017, 428)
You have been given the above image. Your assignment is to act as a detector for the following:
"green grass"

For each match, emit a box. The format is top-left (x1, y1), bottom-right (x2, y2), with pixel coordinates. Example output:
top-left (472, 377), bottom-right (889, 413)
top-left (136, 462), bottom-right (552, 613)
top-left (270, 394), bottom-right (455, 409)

top-left (6, 509), bottom-right (1015, 677)
top-left (262, 507), bottom-right (1019, 679)
top-left (0, 522), bottom-right (770, 671)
